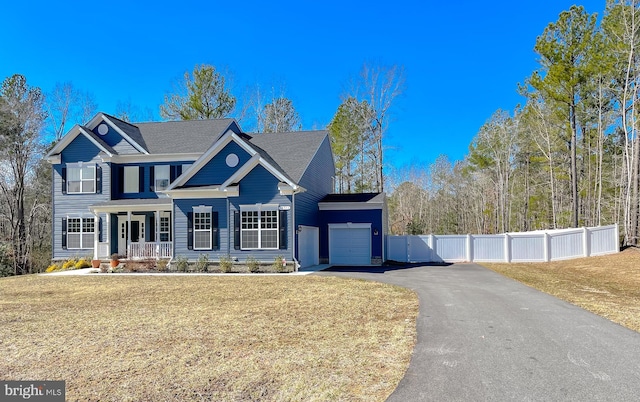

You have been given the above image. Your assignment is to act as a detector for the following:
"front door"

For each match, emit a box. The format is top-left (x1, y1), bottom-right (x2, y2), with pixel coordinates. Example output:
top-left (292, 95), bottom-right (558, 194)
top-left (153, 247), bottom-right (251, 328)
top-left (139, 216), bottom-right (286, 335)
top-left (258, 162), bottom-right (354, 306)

top-left (118, 215), bottom-right (145, 256)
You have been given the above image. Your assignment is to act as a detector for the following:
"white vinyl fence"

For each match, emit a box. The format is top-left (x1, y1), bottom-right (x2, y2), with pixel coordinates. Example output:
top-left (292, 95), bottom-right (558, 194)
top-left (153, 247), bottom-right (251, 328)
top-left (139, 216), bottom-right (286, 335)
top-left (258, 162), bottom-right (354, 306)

top-left (387, 224), bottom-right (619, 263)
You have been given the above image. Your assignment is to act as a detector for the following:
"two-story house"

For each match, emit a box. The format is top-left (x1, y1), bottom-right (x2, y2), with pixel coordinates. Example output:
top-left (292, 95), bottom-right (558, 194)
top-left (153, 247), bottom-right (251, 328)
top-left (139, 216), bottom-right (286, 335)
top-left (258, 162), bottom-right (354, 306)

top-left (46, 113), bottom-right (387, 268)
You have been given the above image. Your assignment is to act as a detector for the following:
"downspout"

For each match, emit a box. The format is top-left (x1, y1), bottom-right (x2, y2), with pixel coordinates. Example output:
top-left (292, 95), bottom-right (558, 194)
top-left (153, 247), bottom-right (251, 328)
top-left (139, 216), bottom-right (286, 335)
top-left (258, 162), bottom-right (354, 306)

top-left (227, 197), bottom-right (231, 259)
top-left (292, 191), bottom-right (298, 272)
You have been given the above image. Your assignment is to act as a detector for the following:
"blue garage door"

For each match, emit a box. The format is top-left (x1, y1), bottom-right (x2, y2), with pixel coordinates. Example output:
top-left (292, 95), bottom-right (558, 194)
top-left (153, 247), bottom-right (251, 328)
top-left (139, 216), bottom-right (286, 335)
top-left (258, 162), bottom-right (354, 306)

top-left (329, 225), bottom-right (371, 265)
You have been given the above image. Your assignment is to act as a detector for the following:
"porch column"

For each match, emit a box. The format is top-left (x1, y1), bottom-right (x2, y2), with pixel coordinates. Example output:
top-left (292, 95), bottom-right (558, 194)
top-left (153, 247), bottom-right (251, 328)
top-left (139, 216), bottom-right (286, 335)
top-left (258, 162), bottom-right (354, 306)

top-left (127, 211), bottom-right (132, 258)
top-left (93, 213), bottom-right (99, 260)
top-left (106, 213), bottom-right (110, 257)
top-left (155, 210), bottom-right (161, 259)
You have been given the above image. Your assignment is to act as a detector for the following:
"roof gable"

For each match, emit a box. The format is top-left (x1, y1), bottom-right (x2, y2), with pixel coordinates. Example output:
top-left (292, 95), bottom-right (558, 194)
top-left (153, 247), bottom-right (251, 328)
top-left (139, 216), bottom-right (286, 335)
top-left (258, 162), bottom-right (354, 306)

top-left (183, 140), bottom-right (253, 187)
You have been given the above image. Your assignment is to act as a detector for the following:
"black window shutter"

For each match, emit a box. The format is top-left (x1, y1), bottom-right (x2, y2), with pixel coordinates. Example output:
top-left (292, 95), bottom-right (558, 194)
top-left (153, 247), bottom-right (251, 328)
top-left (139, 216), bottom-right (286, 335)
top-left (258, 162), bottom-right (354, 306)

top-left (177, 165), bottom-right (183, 177)
top-left (279, 210), bottom-right (287, 250)
top-left (187, 212), bottom-right (193, 250)
top-left (96, 165), bottom-right (102, 194)
top-left (234, 211), bottom-right (240, 250)
top-left (149, 216), bottom-right (155, 242)
top-left (149, 166), bottom-right (155, 192)
top-left (61, 167), bottom-right (67, 194)
top-left (170, 165), bottom-right (177, 182)
top-left (98, 216), bottom-right (103, 242)
top-left (138, 166), bottom-right (144, 193)
top-left (118, 166), bottom-right (124, 194)
top-left (61, 218), bottom-right (67, 250)
top-left (212, 211), bottom-right (219, 250)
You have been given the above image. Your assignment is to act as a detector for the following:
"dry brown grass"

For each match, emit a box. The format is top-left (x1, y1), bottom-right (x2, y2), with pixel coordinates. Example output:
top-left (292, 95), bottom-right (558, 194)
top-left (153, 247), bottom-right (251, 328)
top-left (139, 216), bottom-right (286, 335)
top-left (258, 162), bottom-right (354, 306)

top-left (0, 275), bottom-right (418, 401)
top-left (481, 248), bottom-right (640, 332)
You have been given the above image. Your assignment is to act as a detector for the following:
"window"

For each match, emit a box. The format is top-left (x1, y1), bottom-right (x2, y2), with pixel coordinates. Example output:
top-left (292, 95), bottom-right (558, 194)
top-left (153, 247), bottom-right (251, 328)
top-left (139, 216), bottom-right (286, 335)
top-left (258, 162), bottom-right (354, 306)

top-left (67, 217), bottom-right (94, 249)
top-left (67, 165), bottom-right (95, 193)
top-left (193, 207), bottom-right (211, 250)
top-left (155, 165), bottom-right (170, 191)
top-left (160, 214), bottom-right (170, 242)
top-left (241, 206), bottom-right (278, 249)
top-left (124, 166), bottom-right (139, 193)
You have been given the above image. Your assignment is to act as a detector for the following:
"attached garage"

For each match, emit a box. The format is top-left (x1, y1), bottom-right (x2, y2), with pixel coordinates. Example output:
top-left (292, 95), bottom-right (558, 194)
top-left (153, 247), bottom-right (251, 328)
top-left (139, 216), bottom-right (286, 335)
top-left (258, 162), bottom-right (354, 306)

top-left (329, 223), bottom-right (371, 265)
top-left (319, 193), bottom-right (387, 266)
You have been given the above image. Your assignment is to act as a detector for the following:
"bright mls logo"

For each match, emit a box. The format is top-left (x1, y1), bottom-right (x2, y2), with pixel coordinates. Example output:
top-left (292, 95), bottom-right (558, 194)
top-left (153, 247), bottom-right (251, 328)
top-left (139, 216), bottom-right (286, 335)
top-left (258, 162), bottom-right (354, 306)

top-left (0, 381), bottom-right (65, 401)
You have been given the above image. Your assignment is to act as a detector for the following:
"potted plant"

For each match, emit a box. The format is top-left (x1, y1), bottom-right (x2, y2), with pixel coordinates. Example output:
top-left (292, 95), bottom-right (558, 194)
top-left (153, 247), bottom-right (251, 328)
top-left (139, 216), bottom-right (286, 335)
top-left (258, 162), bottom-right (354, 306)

top-left (91, 259), bottom-right (101, 268)
top-left (110, 253), bottom-right (120, 268)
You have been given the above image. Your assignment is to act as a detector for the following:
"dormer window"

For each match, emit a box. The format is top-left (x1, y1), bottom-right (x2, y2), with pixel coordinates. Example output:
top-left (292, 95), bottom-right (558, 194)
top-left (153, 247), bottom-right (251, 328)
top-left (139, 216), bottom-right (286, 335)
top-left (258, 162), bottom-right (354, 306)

top-left (67, 164), bottom-right (96, 194)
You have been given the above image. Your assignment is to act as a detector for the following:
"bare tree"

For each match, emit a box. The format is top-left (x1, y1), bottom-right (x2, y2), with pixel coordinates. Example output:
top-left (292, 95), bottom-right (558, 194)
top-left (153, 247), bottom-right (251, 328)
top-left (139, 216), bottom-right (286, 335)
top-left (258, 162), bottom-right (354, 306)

top-left (353, 63), bottom-right (405, 192)
top-left (0, 74), bottom-right (47, 275)
top-left (46, 82), bottom-right (96, 140)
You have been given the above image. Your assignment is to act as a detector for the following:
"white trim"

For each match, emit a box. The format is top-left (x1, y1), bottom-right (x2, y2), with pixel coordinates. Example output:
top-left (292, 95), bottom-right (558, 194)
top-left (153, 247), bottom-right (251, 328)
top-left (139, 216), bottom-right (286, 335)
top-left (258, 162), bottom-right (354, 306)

top-left (240, 204), bottom-right (279, 250)
top-left (108, 153), bottom-right (201, 163)
top-left (328, 222), bottom-right (372, 229)
top-left (193, 206), bottom-right (213, 250)
top-left (163, 185), bottom-right (239, 199)
top-left (46, 125), bottom-right (114, 160)
top-left (66, 163), bottom-right (97, 194)
top-left (318, 202), bottom-right (384, 211)
top-left (101, 115), bottom-right (149, 154)
top-left (90, 203), bottom-right (172, 214)
top-left (66, 215), bottom-right (96, 250)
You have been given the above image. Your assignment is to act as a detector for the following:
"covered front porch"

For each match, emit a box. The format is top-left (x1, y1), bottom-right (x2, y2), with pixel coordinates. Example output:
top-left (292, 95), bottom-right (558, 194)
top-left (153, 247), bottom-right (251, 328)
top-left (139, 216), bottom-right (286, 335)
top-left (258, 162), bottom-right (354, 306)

top-left (91, 199), bottom-right (173, 260)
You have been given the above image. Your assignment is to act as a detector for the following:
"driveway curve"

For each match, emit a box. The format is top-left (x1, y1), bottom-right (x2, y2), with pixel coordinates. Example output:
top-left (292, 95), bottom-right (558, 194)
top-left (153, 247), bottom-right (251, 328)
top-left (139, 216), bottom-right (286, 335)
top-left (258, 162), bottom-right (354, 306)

top-left (316, 263), bottom-right (640, 401)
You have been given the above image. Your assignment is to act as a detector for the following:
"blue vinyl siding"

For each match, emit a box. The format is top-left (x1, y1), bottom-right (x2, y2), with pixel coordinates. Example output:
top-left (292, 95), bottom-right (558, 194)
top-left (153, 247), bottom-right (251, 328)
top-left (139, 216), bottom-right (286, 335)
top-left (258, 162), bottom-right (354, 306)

top-left (53, 136), bottom-right (111, 260)
top-left (91, 122), bottom-right (139, 154)
top-left (185, 141), bottom-right (252, 186)
top-left (319, 209), bottom-right (384, 261)
top-left (295, 136), bottom-right (334, 227)
top-left (230, 165), bottom-right (293, 262)
top-left (173, 198), bottom-right (228, 260)
top-left (172, 164), bottom-right (293, 263)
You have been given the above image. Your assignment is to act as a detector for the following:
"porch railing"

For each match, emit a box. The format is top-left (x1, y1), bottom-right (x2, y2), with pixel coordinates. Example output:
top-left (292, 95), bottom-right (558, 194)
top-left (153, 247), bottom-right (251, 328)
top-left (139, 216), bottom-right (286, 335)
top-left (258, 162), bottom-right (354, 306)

top-left (128, 242), bottom-right (173, 259)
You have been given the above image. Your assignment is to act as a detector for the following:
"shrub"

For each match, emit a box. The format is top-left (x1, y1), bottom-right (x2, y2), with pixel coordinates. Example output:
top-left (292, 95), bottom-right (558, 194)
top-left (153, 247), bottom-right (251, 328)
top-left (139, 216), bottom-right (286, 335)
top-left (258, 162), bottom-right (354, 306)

top-left (219, 254), bottom-right (233, 273)
top-left (156, 259), bottom-right (169, 272)
top-left (272, 255), bottom-right (286, 273)
top-left (195, 254), bottom-right (210, 272)
top-left (75, 259), bottom-right (92, 269)
top-left (246, 255), bottom-right (260, 273)
top-left (175, 255), bottom-right (189, 272)
top-left (62, 259), bottom-right (77, 270)
top-left (45, 264), bottom-right (60, 273)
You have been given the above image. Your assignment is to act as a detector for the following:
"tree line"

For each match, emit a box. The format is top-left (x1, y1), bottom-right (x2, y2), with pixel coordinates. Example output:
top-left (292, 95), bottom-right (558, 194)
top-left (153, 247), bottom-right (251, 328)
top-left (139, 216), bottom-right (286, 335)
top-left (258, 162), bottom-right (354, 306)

top-left (388, 1), bottom-right (640, 247)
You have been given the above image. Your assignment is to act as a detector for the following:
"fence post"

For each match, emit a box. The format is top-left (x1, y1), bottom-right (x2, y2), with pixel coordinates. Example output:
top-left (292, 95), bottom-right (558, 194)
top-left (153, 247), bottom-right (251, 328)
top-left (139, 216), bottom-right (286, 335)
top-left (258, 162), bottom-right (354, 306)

top-left (583, 227), bottom-right (589, 257)
top-left (544, 232), bottom-right (550, 262)
top-left (467, 234), bottom-right (473, 262)
top-left (430, 234), bottom-right (436, 262)
top-left (504, 233), bottom-right (510, 263)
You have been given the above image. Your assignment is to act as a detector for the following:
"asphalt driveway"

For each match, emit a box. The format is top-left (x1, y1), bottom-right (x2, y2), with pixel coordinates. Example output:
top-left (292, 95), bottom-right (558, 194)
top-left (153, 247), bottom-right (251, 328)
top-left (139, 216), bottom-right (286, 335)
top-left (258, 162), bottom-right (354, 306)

top-left (316, 263), bottom-right (640, 401)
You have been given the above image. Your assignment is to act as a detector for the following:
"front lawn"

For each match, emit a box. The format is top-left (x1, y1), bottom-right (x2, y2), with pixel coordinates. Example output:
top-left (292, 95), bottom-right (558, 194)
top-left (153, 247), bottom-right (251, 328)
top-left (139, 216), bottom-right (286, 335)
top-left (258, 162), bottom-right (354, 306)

top-left (0, 275), bottom-right (418, 401)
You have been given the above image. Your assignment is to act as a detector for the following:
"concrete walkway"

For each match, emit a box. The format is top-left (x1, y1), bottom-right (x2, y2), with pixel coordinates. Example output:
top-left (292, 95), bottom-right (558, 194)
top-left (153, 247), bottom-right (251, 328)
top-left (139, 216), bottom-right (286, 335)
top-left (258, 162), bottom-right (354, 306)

top-left (316, 263), bottom-right (640, 401)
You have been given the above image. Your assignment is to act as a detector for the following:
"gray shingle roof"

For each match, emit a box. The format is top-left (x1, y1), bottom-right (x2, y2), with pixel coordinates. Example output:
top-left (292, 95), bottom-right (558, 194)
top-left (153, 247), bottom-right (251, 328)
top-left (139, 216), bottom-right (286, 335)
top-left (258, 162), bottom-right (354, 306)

top-left (103, 114), bottom-right (149, 152)
top-left (135, 119), bottom-right (238, 154)
top-left (246, 130), bottom-right (329, 183)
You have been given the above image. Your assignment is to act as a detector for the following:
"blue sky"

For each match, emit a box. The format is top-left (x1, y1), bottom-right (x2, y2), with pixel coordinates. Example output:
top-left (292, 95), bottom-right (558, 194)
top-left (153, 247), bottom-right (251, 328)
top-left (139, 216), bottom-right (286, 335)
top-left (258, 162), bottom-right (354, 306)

top-left (1, 0), bottom-right (605, 169)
